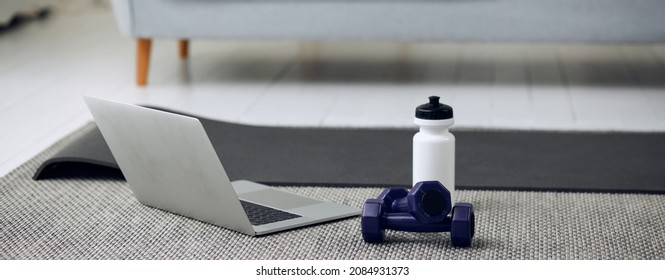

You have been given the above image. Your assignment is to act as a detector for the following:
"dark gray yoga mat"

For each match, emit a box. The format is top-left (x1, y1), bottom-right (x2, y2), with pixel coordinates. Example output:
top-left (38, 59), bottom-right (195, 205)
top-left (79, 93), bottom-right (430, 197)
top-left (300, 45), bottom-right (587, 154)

top-left (34, 108), bottom-right (665, 193)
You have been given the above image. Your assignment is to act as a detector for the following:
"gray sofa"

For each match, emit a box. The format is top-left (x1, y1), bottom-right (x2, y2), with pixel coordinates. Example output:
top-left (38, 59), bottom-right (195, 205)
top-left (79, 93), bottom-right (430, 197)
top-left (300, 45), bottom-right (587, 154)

top-left (110, 0), bottom-right (665, 85)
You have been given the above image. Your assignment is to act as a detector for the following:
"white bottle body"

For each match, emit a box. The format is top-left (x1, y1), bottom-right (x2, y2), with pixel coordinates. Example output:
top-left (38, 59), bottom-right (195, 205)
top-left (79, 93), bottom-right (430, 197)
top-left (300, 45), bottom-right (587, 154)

top-left (412, 118), bottom-right (456, 203)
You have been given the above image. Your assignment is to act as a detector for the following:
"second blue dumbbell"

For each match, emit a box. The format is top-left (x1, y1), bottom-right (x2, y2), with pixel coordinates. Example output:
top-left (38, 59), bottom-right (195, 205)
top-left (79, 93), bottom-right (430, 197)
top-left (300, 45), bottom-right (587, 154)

top-left (361, 199), bottom-right (475, 246)
top-left (377, 181), bottom-right (452, 223)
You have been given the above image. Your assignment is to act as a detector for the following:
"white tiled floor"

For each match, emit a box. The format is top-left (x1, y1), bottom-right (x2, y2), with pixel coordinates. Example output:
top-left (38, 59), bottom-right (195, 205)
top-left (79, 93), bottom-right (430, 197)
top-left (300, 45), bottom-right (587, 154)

top-left (1, 1), bottom-right (665, 177)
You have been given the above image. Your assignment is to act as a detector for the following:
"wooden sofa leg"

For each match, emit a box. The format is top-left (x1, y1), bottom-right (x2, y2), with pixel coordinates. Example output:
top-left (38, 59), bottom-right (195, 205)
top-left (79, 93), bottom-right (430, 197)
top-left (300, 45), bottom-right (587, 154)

top-left (136, 38), bottom-right (152, 86)
top-left (179, 39), bottom-right (189, 59)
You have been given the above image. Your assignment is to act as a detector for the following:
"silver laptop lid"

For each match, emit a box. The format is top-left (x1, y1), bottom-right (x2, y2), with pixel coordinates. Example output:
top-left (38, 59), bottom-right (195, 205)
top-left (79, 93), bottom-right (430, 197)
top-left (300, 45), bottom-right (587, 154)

top-left (84, 96), bottom-right (255, 235)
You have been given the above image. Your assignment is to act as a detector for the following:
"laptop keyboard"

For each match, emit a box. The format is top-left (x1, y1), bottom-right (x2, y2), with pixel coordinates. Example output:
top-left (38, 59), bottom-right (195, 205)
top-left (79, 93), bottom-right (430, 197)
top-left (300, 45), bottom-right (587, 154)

top-left (240, 200), bottom-right (302, 226)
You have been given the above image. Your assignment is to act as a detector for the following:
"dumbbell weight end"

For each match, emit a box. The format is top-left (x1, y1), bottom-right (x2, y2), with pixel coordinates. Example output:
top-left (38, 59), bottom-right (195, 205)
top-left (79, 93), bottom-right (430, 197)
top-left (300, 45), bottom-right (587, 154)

top-left (451, 202), bottom-right (475, 247)
top-left (361, 199), bottom-right (385, 243)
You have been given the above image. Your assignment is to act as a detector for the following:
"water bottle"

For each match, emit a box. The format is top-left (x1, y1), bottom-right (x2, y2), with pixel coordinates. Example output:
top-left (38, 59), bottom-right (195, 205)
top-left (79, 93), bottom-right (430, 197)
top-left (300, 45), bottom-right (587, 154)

top-left (413, 96), bottom-right (456, 203)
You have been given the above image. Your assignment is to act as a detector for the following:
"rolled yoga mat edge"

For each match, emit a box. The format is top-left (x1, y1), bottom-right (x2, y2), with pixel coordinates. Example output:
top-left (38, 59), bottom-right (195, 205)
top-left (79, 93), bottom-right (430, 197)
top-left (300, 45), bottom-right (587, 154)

top-left (33, 107), bottom-right (665, 194)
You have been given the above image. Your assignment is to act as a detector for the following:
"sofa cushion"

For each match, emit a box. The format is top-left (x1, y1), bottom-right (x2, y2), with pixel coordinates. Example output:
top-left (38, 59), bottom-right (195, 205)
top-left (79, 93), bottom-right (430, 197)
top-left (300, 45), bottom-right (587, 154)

top-left (112, 0), bottom-right (665, 42)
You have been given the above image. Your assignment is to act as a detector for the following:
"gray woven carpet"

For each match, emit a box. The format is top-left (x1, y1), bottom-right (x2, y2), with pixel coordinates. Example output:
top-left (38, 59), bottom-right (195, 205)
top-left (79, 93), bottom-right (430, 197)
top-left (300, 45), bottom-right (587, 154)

top-left (2, 124), bottom-right (664, 259)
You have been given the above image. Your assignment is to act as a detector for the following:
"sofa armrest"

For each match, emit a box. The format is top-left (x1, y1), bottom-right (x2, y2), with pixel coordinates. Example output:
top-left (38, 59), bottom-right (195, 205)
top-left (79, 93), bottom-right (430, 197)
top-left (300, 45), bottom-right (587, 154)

top-left (110, 0), bottom-right (133, 37)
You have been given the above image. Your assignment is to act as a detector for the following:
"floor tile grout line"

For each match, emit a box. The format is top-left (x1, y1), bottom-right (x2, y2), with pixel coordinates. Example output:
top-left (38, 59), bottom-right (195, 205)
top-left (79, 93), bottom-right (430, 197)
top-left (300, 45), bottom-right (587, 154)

top-left (237, 56), bottom-right (296, 122)
top-left (554, 45), bottom-right (577, 123)
top-left (318, 89), bottom-right (340, 127)
top-left (629, 46), bottom-right (665, 126)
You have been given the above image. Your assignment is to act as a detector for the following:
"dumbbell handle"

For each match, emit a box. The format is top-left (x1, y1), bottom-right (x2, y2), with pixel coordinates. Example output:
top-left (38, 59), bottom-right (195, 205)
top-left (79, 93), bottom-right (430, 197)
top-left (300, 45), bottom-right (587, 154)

top-left (391, 199), bottom-right (409, 212)
top-left (383, 213), bottom-right (452, 232)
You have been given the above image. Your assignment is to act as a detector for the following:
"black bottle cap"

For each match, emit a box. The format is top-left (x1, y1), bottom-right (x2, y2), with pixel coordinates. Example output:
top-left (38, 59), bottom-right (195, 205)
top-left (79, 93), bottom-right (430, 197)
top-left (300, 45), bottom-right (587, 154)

top-left (415, 96), bottom-right (453, 120)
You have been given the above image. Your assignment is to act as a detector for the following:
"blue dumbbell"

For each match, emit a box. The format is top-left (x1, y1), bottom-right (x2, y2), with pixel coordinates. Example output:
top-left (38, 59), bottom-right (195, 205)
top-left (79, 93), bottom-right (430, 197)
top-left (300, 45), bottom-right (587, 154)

top-left (377, 181), bottom-right (452, 223)
top-left (361, 199), bottom-right (475, 246)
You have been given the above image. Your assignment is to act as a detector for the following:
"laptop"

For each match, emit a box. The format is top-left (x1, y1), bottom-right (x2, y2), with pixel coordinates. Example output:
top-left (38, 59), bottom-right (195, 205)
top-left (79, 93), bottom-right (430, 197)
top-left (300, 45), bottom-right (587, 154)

top-left (84, 96), bottom-right (360, 236)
